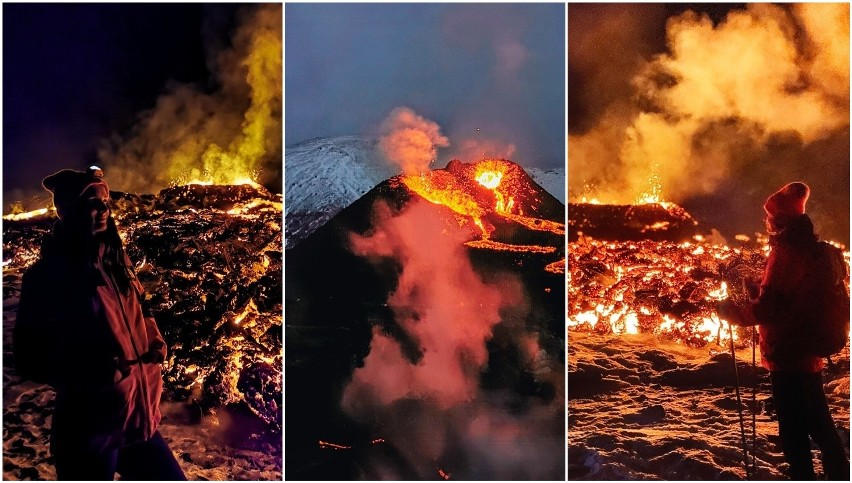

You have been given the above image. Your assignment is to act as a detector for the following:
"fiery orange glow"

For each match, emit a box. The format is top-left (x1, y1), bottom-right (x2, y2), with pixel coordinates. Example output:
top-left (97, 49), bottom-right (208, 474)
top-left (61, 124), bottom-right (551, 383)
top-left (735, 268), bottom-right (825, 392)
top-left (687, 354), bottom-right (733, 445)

top-left (475, 170), bottom-right (503, 189)
top-left (545, 259), bottom-right (565, 274)
top-left (570, 235), bottom-right (851, 348)
top-left (400, 171), bottom-right (486, 234)
top-left (227, 198), bottom-right (283, 215)
top-left (163, 6), bottom-right (281, 188)
top-left (465, 239), bottom-right (556, 253)
top-left (399, 158), bottom-right (562, 242)
top-left (501, 213), bottom-right (565, 236)
top-left (184, 177), bottom-right (263, 189)
top-left (569, 239), bottom-right (748, 346)
top-left (2, 208), bottom-right (52, 221)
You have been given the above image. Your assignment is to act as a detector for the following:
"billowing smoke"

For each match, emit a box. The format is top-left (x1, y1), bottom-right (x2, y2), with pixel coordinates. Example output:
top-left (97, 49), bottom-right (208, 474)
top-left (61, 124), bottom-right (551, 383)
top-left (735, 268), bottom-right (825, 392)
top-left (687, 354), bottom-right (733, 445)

top-left (342, 199), bottom-right (563, 478)
top-left (450, 137), bottom-right (517, 163)
top-left (569, 3), bottom-right (849, 240)
top-left (98, 4), bottom-right (282, 193)
top-left (378, 107), bottom-right (450, 175)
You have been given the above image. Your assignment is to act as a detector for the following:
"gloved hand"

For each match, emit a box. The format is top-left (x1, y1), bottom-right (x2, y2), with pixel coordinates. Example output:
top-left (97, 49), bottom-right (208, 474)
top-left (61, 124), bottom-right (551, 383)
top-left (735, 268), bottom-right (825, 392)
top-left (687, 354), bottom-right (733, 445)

top-left (716, 299), bottom-right (741, 324)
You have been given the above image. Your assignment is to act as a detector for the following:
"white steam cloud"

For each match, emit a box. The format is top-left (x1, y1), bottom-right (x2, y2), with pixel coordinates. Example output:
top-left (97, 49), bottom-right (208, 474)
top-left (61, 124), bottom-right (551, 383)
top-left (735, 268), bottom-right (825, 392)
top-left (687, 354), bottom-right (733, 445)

top-left (378, 107), bottom-right (450, 175)
top-left (342, 199), bottom-right (562, 478)
top-left (344, 200), bottom-right (509, 408)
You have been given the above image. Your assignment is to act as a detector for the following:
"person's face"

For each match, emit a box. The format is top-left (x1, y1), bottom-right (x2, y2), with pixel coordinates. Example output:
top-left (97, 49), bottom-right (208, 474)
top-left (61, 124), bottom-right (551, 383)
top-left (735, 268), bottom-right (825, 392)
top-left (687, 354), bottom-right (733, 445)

top-left (82, 184), bottom-right (110, 235)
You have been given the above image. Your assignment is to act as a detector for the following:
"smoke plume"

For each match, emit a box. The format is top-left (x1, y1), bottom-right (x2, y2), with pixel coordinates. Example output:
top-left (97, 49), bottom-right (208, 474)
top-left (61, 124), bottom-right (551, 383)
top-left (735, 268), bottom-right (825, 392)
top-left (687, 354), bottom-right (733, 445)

top-left (98, 4), bottom-right (282, 193)
top-left (569, 3), bottom-right (849, 240)
top-left (450, 137), bottom-right (517, 163)
top-left (378, 107), bottom-right (450, 175)
top-left (342, 199), bottom-right (563, 478)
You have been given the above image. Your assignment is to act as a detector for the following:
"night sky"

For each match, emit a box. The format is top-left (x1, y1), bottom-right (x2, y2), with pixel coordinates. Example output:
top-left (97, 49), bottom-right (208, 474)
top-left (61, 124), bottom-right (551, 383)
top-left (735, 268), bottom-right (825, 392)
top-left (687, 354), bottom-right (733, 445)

top-left (285, 3), bottom-right (565, 170)
top-left (2, 3), bottom-right (243, 210)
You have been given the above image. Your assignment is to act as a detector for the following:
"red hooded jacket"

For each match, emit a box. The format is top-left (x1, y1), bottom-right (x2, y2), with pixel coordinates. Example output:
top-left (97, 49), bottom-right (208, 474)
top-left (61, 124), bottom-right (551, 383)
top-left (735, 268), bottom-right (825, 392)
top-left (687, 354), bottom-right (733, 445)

top-left (748, 215), bottom-right (824, 373)
top-left (14, 231), bottom-right (167, 453)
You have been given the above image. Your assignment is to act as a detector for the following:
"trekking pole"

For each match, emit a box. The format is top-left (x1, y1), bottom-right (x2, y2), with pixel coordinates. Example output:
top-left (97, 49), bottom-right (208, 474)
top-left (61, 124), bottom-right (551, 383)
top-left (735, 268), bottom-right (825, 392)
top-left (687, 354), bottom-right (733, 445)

top-left (730, 323), bottom-right (750, 480)
top-left (751, 326), bottom-right (757, 478)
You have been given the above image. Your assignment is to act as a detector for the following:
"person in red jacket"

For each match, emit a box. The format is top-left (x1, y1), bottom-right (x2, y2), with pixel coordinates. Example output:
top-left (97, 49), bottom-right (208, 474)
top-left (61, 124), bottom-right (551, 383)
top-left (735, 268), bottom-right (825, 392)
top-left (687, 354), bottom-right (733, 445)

top-left (13, 166), bottom-right (186, 480)
top-left (719, 182), bottom-right (849, 480)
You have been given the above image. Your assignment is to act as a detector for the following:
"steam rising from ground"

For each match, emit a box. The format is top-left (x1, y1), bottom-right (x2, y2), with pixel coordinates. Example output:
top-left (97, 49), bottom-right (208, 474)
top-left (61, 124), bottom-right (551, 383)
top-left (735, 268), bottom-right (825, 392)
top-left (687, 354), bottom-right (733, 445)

top-left (98, 4), bottom-right (282, 192)
top-left (345, 200), bottom-right (507, 408)
top-left (378, 107), bottom-right (450, 175)
top-left (342, 200), bottom-right (562, 478)
top-left (569, 3), bottom-right (849, 212)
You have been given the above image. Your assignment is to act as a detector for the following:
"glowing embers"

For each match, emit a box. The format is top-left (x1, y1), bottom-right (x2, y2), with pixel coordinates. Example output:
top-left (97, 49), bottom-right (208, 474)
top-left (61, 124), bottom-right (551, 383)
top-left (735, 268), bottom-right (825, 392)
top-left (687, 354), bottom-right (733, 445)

top-left (184, 177), bottom-right (263, 189)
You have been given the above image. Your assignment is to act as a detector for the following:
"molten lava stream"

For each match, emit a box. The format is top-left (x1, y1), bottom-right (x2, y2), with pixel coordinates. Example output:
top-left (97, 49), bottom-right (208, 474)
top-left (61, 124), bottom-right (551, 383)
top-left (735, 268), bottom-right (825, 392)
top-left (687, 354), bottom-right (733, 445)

top-left (566, 238), bottom-right (781, 348)
top-left (499, 212), bottom-right (565, 236)
top-left (465, 239), bottom-right (556, 253)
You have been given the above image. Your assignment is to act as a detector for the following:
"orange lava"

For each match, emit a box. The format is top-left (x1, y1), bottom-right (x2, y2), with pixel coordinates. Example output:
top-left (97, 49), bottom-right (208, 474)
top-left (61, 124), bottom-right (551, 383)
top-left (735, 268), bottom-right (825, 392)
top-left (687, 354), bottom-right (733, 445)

top-left (465, 239), bottom-right (556, 254)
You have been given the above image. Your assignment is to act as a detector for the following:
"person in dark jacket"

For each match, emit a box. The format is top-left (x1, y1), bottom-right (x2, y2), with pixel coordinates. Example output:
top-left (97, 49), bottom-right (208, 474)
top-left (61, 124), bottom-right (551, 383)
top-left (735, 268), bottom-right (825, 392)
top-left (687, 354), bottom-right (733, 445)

top-left (719, 181), bottom-right (850, 480)
top-left (13, 166), bottom-right (186, 480)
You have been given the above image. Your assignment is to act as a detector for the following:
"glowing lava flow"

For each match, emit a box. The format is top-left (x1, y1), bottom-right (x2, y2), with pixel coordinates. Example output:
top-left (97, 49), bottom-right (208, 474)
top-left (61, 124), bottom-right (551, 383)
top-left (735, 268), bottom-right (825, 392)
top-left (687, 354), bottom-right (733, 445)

top-left (568, 239), bottom-right (758, 346)
top-left (400, 159), bottom-right (564, 246)
top-left (184, 177), bottom-right (263, 189)
top-left (2, 208), bottom-right (51, 221)
top-left (570, 235), bottom-right (849, 348)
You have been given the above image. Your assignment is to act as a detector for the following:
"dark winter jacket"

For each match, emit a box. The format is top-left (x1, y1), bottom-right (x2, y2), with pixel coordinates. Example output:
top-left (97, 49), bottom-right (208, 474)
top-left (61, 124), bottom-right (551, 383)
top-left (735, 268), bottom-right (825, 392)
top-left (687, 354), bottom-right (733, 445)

top-left (749, 214), bottom-right (824, 373)
top-left (13, 228), bottom-right (167, 453)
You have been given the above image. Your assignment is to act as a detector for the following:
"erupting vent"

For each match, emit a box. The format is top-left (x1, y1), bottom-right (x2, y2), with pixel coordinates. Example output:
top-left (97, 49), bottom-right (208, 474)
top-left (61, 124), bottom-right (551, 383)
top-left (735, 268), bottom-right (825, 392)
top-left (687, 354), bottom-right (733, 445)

top-left (398, 158), bottom-right (565, 259)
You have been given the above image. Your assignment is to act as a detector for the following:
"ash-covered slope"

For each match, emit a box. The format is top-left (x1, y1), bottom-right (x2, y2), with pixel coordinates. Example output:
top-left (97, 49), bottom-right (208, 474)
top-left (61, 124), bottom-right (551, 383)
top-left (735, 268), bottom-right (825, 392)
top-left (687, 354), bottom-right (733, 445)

top-left (286, 159), bottom-right (565, 480)
top-left (284, 135), bottom-right (566, 248)
top-left (3, 185), bottom-right (283, 433)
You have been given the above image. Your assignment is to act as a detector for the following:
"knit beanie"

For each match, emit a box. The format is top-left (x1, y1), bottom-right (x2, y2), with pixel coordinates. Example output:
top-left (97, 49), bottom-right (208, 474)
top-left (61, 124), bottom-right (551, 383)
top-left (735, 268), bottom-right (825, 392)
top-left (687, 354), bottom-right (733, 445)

top-left (42, 166), bottom-right (109, 220)
top-left (764, 182), bottom-right (809, 218)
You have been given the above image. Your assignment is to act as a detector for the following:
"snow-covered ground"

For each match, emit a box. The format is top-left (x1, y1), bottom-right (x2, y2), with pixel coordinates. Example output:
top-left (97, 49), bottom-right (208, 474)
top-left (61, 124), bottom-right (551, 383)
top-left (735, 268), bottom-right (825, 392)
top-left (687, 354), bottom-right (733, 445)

top-left (569, 332), bottom-right (851, 480)
top-left (284, 136), bottom-right (565, 248)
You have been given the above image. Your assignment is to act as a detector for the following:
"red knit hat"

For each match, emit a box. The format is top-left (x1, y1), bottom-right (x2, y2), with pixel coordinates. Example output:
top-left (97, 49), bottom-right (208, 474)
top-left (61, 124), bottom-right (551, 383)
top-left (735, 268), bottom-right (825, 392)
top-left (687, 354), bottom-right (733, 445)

top-left (42, 166), bottom-right (109, 220)
top-left (764, 181), bottom-right (809, 217)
